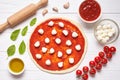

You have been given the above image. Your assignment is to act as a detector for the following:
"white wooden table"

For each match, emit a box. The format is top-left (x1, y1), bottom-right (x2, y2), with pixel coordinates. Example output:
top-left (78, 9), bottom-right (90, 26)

top-left (0, 0), bottom-right (120, 80)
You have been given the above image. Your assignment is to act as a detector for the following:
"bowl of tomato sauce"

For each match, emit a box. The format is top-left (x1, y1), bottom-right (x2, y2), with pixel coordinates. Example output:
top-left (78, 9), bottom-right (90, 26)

top-left (78, 0), bottom-right (102, 23)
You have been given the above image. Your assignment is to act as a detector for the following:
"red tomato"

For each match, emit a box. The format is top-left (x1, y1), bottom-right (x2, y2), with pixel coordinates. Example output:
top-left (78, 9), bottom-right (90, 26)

top-left (89, 61), bottom-right (96, 67)
top-left (94, 56), bottom-right (101, 63)
top-left (99, 51), bottom-right (105, 58)
top-left (76, 69), bottom-right (82, 76)
top-left (82, 74), bottom-right (88, 80)
top-left (103, 46), bottom-right (110, 53)
top-left (109, 46), bottom-right (116, 53)
top-left (83, 66), bottom-right (89, 73)
top-left (89, 68), bottom-right (96, 75)
top-left (106, 53), bottom-right (112, 59)
top-left (95, 63), bottom-right (102, 70)
top-left (101, 58), bottom-right (108, 64)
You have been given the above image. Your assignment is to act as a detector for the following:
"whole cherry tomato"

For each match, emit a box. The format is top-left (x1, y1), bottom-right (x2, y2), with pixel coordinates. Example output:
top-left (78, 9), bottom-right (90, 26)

top-left (89, 68), bottom-right (96, 75)
top-left (94, 56), bottom-right (101, 63)
top-left (82, 74), bottom-right (88, 80)
top-left (106, 53), bottom-right (112, 59)
top-left (82, 66), bottom-right (89, 73)
top-left (89, 61), bottom-right (96, 67)
top-left (101, 58), bottom-right (108, 64)
top-left (95, 63), bottom-right (102, 70)
top-left (104, 46), bottom-right (110, 53)
top-left (109, 46), bottom-right (116, 53)
top-left (76, 69), bottom-right (82, 76)
top-left (99, 51), bottom-right (105, 58)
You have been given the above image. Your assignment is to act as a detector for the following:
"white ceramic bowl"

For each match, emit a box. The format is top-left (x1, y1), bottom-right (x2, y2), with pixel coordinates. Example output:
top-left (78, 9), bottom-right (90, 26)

top-left (8, 58), bottom-right (25, 75)
top-left (78, 0), bottom-right (102, 23)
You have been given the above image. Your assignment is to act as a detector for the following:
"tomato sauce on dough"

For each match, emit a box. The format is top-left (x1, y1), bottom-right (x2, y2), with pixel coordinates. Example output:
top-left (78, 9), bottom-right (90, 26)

top-left (29, 18), bottom-right (86, 71)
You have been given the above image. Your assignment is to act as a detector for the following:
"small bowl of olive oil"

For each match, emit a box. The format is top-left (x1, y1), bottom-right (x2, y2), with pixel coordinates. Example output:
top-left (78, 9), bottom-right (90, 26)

top-left (8, 58), bottom-right (25, 75)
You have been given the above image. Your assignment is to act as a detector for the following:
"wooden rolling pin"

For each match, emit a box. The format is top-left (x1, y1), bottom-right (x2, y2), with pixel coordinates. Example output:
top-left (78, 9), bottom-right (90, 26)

top-left (0, 0), bottom-right (48, 32)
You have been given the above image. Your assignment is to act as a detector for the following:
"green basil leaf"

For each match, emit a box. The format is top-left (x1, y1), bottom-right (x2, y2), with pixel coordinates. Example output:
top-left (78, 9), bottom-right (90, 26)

top-left (7, 45), bottom-right (16, 57)
top-left (10, 29), bottom-right (20, 41)
top-left (21, 26), bottom-right (28, 36)
top-left (30, 18), bottom-right (37, 26)
top-left (19, 40), bottom-right (26, 55)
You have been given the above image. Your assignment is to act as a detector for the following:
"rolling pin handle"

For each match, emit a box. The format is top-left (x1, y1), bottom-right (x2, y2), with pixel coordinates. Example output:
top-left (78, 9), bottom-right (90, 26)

top-left (0, 22), bottom-right (9, 32)
top-left (36, 0), bottom-right (48, 9)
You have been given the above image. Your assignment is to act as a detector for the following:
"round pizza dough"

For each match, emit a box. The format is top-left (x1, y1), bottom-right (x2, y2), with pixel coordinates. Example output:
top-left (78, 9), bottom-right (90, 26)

top-left (29, 17), bottom-right (87, 74)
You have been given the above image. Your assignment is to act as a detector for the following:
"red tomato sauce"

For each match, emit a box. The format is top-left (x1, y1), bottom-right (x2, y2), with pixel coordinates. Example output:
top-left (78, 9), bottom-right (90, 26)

top-left (79, 0), bottom-right (101, 21)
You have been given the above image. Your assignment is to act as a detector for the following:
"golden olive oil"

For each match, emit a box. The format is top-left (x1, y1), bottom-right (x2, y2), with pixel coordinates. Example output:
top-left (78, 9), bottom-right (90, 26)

top-left (9, 58), bottom-right (24, 73)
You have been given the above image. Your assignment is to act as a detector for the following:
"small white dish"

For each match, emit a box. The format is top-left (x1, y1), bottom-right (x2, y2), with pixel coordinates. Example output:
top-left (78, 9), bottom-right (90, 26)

top-left (94, 19), bottom-right (119, 44)
top-left (78, 0), bottom-right (102, 23)
top-left (8, 58), bottom-right (25, 75)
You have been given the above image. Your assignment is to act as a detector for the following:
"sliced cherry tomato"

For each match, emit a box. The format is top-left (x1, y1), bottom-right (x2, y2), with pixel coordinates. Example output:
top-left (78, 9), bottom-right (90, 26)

top-left (89, 68), bottom-right (96, 75)
top-left (76, 69), bottom-right (82, 76)
top-left (95, 63), bottom-right (102, 70)
top-left (106, 53), bottom-right (112, 59)
top-left (82, 66), bottom-right (89, 73)
top-left (109, 46), bottom-right (116, 53)
top-left (99, 51), bottom-right (105, 58)
top-left (94, 56), bottom-right (101, 63)
top-left (101, 58), bottom-right (108, 64)
top-left (82, 74), bottom-right (88, 80)
top-left (104, 46), bottom-right (110, 53)
top-left (89, 61), bottom-right (96, 67)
